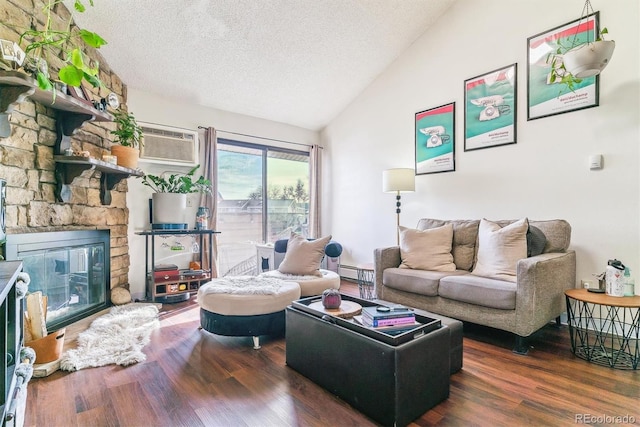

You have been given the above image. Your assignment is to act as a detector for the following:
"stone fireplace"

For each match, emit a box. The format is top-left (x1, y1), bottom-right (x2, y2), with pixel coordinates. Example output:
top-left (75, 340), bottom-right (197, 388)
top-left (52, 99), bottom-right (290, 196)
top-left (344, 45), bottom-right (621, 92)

top-left (0, 1), bottom-right (133, 321)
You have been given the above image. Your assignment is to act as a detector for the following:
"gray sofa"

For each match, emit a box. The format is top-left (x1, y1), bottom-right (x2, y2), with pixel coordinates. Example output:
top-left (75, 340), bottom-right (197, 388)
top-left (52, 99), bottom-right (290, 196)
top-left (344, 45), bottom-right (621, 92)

top-left (374, 218), bottom-right (576, 353)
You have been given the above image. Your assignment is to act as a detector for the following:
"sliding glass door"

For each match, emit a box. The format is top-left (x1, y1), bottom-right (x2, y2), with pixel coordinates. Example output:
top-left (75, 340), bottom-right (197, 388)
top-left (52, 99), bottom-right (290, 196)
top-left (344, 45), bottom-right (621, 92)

top-left (217, 139), bottom-right (309, 276)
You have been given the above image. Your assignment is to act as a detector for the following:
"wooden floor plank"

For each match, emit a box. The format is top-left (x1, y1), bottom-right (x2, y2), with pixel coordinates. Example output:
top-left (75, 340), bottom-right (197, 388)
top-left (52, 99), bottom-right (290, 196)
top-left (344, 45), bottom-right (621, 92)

top-left (24, 280), bottom-right (640, 426)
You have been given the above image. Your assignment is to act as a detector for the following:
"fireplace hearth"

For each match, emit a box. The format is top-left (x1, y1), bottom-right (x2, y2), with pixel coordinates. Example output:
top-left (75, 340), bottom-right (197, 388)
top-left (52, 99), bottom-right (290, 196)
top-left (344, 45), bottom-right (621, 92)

top-left (6, 230), bottom-right (111, 330)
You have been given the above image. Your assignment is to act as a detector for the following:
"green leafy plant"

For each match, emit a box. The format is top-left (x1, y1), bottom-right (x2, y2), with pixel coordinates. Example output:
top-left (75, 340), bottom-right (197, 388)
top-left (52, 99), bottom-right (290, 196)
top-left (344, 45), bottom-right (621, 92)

top-left (546, 27), bottom-right (609, 93)
top-left (111, 110), bottom-right (143, 148)
top-left (140, 165), bottom-right (212, 194)
top-left (17, 0), bottom-right (106, 90)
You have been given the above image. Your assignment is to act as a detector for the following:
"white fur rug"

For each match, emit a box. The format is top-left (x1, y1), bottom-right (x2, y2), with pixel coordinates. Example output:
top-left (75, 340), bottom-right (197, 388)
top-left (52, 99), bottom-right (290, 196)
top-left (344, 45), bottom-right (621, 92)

top-left (60, 304), bottom-right (160, 371)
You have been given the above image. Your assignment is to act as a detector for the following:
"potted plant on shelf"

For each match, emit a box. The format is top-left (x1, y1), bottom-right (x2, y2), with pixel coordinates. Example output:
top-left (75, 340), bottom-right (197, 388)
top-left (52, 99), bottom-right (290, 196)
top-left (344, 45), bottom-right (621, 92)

top-left (110, 109), bottom-right (143, 169)
top-left (140, 165), bottom-right (212, 226)
top-left (14, 0), bottom-right (106, 91)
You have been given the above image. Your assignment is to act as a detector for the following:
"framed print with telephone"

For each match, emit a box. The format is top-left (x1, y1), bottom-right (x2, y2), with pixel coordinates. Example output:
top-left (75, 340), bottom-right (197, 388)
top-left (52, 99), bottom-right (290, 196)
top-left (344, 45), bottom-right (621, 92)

top-left (464, 63), bottom-right (517, 151)
top-left (415, 102), bottom-right (455, 175)
top-left (527, 12), bottom-right (600, 120)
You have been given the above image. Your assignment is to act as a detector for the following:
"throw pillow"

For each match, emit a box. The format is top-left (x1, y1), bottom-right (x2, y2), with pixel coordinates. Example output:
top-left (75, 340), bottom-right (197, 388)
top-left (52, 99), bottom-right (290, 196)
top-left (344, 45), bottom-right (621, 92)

top-left (472, 218), bottom-right (528, 282)
top-left (526, 225), bottom-right (547, 257)
top-left (278, 232), bottom-right (332, 277)
top-left (398, 224), bottom-right (456, 272)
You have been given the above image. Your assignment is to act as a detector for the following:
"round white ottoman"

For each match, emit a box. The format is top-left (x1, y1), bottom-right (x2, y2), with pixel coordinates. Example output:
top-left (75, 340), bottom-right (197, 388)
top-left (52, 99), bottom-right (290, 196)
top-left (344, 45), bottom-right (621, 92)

top-left (260, 269), bottom-right (340, 297)
top-left (197, 276), bottom-right (300, 349)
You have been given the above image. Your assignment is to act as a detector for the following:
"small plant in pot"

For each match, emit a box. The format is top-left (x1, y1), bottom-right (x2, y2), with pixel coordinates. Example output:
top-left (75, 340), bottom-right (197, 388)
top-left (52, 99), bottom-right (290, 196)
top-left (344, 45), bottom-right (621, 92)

top-left (140, 165), bottom-right (212, 227)
top-left (110, 109), bottom-right (143, 169)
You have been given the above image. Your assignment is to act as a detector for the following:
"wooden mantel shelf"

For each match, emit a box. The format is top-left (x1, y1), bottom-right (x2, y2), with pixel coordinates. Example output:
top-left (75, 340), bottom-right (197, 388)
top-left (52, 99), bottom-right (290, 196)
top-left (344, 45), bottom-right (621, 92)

top-left (54, 156), bottom-right (143, 205)
top-left (1, 71), bottom-right (140, 206)
top-left (0, 70), bottom-right (112, 119)
top-left (0, 71), bottom-right (112, 138)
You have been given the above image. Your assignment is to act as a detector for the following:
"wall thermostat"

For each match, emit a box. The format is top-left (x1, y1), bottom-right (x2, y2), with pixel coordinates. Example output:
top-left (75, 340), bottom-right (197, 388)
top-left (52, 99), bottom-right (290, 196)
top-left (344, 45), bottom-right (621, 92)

top-left (589, 154), bottom-right (603, 170)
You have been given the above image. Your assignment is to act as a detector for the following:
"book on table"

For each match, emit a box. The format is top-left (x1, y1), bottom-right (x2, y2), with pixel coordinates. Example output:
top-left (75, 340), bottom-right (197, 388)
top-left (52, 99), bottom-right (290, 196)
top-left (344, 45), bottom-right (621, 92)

top-left (353, 315), bottom-right (421, 333)
top-left (361, 305), bottom-right (415, 327)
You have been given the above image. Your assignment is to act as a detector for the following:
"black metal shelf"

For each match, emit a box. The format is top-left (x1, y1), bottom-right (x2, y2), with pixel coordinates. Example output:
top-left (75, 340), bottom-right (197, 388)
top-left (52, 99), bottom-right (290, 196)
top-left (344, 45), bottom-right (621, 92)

top-left (135, 230), bottom-right (219, 302)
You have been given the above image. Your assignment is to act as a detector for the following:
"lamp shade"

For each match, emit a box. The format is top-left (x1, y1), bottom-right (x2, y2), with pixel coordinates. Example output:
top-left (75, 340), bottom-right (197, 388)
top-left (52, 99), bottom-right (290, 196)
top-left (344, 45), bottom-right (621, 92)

top-left (382, 168), bottom-right (415, 193)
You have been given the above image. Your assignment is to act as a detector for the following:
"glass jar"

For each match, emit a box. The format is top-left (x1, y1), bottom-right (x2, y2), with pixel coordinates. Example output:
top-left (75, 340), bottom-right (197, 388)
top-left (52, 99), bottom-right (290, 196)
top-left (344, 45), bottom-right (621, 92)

top-left (195, 206), bottom-right (209, 230)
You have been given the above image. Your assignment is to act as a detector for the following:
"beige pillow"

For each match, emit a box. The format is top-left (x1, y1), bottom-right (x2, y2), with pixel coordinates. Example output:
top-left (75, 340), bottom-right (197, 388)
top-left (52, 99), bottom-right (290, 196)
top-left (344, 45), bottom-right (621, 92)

top-left (472, 218), bottom-right (528, 282)
top-left (399, 224), bottom-right (456, 272)
top-left (278, 232), bottom-right (332, 277)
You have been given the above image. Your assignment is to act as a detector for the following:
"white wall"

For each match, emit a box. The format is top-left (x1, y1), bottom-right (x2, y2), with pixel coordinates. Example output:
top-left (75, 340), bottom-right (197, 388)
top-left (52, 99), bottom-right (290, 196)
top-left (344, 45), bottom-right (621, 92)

top-left (321, 0), bottom-right (640, 290)
top-left (125, 89), bottom-right (319, 299)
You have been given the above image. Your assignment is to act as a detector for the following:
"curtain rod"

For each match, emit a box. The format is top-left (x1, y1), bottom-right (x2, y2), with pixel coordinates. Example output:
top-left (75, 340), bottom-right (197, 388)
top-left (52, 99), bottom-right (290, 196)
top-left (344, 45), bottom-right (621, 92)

top-left (198, 126), bottom-right (320, 149)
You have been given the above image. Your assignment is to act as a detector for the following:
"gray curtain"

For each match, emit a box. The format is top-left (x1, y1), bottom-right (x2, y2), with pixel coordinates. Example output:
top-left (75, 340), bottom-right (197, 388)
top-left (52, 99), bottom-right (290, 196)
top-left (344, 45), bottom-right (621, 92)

top-left (199, 127), bottom-right (218, 278)
top-left (308, 145), bottom-right (322, 238)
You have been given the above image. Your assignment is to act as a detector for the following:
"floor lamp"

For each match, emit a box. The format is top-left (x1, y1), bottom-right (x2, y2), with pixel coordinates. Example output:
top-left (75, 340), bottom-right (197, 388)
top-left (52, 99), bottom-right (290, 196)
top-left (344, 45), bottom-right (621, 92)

top-left (382, 168), bottom-right (415, 245)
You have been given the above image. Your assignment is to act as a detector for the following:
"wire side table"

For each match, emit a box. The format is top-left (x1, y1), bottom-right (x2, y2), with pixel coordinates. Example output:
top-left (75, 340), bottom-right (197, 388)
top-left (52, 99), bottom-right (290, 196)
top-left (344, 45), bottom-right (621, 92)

top-left (565, 288), bottom-right (640, 370)
top-left (356, 263), bottom-right (376, 300)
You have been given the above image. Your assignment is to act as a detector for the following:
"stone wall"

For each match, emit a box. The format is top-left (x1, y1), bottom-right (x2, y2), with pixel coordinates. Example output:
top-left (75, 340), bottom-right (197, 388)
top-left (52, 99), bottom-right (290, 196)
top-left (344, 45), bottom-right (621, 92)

top-left (0, 0), bottom-right (132, 288)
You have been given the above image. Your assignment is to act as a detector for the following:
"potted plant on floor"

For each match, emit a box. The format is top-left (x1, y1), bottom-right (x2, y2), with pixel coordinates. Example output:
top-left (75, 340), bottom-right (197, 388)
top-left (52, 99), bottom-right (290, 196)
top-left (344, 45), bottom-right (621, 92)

top-left (140, 165), bottom-right (212, 226)
top-left (110, 109), bottom-right (143, 169)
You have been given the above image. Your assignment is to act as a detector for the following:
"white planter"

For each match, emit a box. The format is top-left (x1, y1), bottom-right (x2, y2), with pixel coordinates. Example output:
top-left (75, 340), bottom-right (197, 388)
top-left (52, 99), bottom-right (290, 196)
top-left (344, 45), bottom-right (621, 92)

top-left (562, 40), bottom-right (615, 78)
top-left (152, 193), bottom-right (186, 224)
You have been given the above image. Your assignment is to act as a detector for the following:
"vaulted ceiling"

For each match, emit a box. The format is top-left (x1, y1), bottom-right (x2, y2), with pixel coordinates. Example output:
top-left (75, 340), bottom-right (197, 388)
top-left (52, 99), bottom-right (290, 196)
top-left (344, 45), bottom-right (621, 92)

top-left (68, 0), bottom-right (457, 130)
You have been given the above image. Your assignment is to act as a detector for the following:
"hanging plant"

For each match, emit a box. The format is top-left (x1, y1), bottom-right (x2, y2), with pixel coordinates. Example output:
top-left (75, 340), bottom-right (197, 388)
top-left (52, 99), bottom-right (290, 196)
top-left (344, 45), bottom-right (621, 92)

top-left (546, 1), bottom-right (615, 93)
top-left (16, 0), bottom-right (106, 91)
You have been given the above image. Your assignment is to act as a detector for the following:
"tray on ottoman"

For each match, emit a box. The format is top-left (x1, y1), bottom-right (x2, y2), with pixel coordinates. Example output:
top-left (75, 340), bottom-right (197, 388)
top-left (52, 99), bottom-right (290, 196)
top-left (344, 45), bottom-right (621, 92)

top-left (291, 294), bottom-right (441, 346)
top-left (286, 294), bottom-right (450, 426)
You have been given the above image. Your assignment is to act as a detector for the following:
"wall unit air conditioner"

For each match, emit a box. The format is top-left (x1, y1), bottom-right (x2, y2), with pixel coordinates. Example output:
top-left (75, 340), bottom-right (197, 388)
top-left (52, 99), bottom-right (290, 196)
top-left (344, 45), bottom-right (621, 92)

top-left (139, 122), bottom-right (199, 166)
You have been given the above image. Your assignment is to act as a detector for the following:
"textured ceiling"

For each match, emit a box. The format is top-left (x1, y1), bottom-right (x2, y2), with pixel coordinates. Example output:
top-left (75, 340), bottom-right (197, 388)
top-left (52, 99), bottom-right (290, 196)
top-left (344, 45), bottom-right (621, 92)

top-left (67, 0), bottom-right (456, 130)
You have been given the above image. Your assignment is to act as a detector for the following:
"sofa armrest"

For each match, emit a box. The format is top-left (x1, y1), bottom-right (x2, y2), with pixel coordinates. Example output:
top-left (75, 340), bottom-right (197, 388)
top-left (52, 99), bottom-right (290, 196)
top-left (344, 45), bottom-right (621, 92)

top-left (373, 246), bottom-right (401, 291)
top-left (515, 250), bottom-right (576, 336)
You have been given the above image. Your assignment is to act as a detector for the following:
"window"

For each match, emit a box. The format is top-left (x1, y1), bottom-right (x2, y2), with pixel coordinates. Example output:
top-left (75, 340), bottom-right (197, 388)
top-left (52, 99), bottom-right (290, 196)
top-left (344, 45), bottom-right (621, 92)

top-left (217, 139), bottom-right (310, 276)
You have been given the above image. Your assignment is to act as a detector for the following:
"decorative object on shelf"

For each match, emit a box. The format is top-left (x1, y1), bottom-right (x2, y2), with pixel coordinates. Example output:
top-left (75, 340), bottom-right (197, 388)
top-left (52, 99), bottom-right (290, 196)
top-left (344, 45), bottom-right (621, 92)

top-left (102, 154), bottom-right (117, 164)
top-left (0, 39), bottom-right (25, 70)
top-left (464, 63), bottom-right (517, 152)
top-left (66, 84), bottom-right (92, 105)
top-left (415, 103), bottom-right (456, 174)
top-left (195, 206), bottom-right (209, 230)
top-left (321, 288), bottom-right (342, 309)
top-left (141, 165), bottom-right (212, 226)
top-left (382, 168), bottom-right (415, 246)
top-left (110, 109), bottom-right (143, 169)
top-left (93, 92), bottom-right (119, 112)
top-left (527, 3), bottom-right (608, 120)
top-left (17, 0), bottom-right (106, 91)
top-left (605, 259), bottom-right (626, 297)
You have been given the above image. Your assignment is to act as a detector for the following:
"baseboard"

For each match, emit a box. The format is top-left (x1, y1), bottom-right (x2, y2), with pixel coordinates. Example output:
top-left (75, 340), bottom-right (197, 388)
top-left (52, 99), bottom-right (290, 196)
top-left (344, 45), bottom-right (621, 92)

top-left (339, 264), bottom-right (358, 280)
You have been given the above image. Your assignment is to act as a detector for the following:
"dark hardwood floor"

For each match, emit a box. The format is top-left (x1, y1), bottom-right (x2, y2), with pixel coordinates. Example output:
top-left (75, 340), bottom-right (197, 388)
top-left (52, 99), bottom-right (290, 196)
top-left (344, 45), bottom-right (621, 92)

top-left (25, 280), bottom-right (639, 426)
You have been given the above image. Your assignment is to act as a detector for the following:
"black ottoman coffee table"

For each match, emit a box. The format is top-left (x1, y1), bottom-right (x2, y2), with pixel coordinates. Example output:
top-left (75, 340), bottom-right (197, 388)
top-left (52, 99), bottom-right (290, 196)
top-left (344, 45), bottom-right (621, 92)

top-left (286, 294), bottom-right (455, 427)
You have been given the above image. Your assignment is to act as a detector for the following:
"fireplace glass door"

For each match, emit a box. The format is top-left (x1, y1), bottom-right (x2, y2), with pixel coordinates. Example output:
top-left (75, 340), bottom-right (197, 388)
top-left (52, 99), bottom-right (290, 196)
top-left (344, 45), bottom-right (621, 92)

top-left (21, 244), bottom-right (106, 329)
top-left (6, 230), bottom-right (110, 330)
